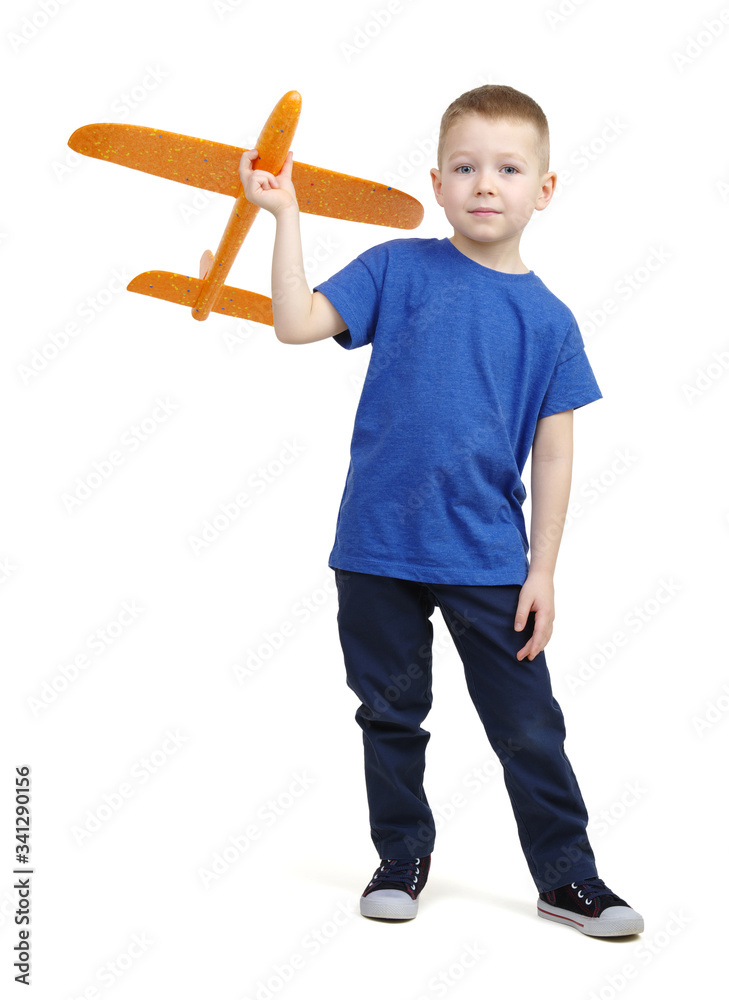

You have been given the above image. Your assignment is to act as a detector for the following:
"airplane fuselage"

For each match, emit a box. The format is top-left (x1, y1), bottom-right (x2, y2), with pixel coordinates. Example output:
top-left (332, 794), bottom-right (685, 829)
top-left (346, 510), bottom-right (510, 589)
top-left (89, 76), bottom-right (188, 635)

top-left (192, 90), bottom-right (301, 321)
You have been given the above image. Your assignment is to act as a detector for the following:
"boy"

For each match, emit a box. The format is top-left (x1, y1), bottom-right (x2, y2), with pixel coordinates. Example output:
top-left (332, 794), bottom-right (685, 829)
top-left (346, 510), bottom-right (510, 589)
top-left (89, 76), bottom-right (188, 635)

top-left (239, 84), bottom-right (643, 938)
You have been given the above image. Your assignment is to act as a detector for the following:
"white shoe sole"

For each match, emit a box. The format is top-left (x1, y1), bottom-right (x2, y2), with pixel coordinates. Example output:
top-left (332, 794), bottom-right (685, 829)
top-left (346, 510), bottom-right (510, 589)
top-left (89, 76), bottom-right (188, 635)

top-left (360, 889), bottom-right (418, 920)
top-left (538, 901), bottom-right (644, 937)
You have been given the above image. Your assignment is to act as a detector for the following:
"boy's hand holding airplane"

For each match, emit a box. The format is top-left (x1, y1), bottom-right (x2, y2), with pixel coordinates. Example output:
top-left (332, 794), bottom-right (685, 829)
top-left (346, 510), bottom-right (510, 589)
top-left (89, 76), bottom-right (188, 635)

top-left (240, 149), bottom-right (297, 217)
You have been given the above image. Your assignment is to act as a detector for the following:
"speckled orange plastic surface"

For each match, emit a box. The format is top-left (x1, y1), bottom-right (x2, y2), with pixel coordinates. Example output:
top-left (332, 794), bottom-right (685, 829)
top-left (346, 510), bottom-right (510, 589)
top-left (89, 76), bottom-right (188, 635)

top-left (67, 123), bottom-right (244, 196)
top-left (68, 90), bottom-right (424, 322)
top-left (127, 271), bottom-right (274, 324)
top-left (67, 124), bottom-right (423, 227)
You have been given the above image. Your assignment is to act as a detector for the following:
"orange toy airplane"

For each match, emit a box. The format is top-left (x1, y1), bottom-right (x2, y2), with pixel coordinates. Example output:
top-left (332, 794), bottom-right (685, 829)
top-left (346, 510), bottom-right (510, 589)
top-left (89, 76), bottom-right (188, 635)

top-left (68, 90), bottom-right (423, 324)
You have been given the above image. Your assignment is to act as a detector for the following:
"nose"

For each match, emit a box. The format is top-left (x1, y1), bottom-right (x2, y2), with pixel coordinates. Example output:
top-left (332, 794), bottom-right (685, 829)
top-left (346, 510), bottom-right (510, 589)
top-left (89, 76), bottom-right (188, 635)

top-left (473, 170), bottom-right (497, 196)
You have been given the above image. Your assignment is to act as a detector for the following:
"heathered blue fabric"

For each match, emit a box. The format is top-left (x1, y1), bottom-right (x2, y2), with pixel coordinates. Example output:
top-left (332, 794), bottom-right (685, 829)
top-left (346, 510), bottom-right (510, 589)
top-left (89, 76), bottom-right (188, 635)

top-left (313, 237), bottom-right (602, 585)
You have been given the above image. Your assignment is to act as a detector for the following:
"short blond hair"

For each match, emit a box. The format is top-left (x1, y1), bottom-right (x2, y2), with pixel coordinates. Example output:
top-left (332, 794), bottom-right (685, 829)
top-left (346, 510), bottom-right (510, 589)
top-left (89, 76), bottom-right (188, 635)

top-left (437, 84), bottom-right (550, 174)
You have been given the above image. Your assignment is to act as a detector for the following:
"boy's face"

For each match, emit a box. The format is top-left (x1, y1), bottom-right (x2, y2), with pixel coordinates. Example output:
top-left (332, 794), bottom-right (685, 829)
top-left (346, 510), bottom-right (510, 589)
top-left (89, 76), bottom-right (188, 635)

top-left (430, 114), bottom-right (556, 254)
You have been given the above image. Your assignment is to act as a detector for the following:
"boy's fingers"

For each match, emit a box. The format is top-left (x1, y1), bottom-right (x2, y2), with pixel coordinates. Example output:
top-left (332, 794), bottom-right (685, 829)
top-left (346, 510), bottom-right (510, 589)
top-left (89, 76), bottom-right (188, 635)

top-left (529, 631), bottom-right (544, 658)
top-left (516, 641), bottom-right (532, 661)
top-left (514, 602), bottom-right (530, 631)
top-left (517, 638), bottom-right (537, 661)
top-left (527, 613), bottom-right (553, 659)
top-left (275, 150), bottom-right (294, 180)
top-left (239, 150), bottom-right (253, 179)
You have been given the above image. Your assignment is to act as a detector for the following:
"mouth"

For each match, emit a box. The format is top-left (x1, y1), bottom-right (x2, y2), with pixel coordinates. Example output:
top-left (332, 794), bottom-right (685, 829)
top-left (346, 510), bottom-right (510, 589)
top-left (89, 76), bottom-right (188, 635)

top-left (470, 209), bottom-right (500, 216)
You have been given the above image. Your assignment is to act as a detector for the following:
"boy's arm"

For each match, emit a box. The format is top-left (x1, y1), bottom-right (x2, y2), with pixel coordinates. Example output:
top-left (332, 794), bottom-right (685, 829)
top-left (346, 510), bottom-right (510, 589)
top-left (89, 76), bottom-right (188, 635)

top-left (528, 408), bottom-right (574, 577)
top-left (271, 205), bottom-right (348, 343)
top-left (239, 149), bottom-right (347, 345)
top-left (513, 409), bottom-right (573, 661)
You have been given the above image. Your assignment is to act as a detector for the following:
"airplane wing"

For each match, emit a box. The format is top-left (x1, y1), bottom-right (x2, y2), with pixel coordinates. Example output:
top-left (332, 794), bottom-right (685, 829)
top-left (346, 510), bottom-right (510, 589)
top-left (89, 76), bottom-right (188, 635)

top-left (68, 123), bottom-right (423, 229)
top-left (127, 271), bottom-right (274, 324)
top-left (291, 159), bottom-right (422, 229)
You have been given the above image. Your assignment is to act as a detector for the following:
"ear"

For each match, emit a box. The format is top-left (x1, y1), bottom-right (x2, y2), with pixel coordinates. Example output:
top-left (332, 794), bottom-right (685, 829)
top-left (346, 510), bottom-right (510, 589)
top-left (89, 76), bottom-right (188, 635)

top-left (430, 166), bottom-right (444, 207)
top-left (535, 170), bottom-right (557, 212)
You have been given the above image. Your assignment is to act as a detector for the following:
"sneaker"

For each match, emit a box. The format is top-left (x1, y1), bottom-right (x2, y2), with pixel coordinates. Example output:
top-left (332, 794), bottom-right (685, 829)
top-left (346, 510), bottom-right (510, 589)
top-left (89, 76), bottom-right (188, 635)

top-left (538, 876), bottom-right (644, 937)
top-left (360, 856), bottom-right (431, 920)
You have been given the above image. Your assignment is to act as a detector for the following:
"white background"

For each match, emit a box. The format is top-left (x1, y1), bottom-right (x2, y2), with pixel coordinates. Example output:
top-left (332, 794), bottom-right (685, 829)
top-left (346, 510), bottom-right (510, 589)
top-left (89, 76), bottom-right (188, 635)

top-left (3, 0), bottom-right (727, 997)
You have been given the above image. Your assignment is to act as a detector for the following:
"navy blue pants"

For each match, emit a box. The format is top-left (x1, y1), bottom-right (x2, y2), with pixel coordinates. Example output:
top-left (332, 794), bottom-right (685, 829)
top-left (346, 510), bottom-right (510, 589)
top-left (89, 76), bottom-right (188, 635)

top-left (334, 568), bottom-right (598, 892)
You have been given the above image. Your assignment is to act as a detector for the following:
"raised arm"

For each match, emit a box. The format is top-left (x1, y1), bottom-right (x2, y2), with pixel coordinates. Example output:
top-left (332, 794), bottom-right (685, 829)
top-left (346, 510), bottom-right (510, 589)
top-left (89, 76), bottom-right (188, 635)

top-left (239, 149), bottom-right (347, 344)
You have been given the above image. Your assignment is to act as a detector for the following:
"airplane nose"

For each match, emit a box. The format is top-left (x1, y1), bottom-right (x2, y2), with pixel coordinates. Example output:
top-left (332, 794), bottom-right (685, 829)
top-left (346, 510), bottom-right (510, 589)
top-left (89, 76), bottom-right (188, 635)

top-left (251, 91), bottom-right (302, 177)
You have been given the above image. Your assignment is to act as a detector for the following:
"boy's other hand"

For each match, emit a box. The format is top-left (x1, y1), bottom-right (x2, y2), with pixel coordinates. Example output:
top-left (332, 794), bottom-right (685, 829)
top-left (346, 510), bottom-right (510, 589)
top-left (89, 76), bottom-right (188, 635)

top-left (239, 149), bottom-right (297, 217)
top-left (514, 570), bottom-right (555, 661)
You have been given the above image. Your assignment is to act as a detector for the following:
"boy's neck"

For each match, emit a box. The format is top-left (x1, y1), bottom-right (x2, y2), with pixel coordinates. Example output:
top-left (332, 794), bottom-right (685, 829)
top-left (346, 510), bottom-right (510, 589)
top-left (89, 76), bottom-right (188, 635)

top-left (448, 233), bottom-right (530, 274)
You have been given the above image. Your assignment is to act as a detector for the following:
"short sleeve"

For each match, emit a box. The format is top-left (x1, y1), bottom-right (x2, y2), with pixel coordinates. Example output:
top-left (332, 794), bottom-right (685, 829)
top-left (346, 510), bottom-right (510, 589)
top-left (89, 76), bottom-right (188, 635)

top-left (313, 252), bottom-right (382, 350)
top-left (538, 315), bottom-right (603, 418)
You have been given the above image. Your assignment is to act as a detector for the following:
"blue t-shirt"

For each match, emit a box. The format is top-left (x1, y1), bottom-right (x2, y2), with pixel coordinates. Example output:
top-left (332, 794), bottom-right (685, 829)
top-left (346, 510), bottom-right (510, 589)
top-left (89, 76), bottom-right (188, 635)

top-left (313, 237), bottom-right (602, 585)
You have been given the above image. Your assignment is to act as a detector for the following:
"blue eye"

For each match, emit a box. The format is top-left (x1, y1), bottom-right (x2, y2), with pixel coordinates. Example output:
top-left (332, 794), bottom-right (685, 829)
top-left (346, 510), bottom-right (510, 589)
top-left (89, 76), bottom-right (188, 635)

top-left (455, 164), bottom-right (518, 175)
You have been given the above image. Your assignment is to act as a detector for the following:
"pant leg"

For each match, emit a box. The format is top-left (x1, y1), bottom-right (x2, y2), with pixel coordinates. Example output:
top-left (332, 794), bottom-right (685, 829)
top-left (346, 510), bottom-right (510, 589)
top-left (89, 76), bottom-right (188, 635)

top-left (427, 581), bottom-right (598, 893)
top-left (334, 568), bottom-right (437, 859)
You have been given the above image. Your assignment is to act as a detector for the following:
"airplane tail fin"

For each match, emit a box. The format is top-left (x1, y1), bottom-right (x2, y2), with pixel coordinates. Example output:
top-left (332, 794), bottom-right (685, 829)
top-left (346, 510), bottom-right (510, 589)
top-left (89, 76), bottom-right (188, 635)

top-left (199, 250), bottom-right (214, 279)
top-left (127, 271), bottom-right (273, 324)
